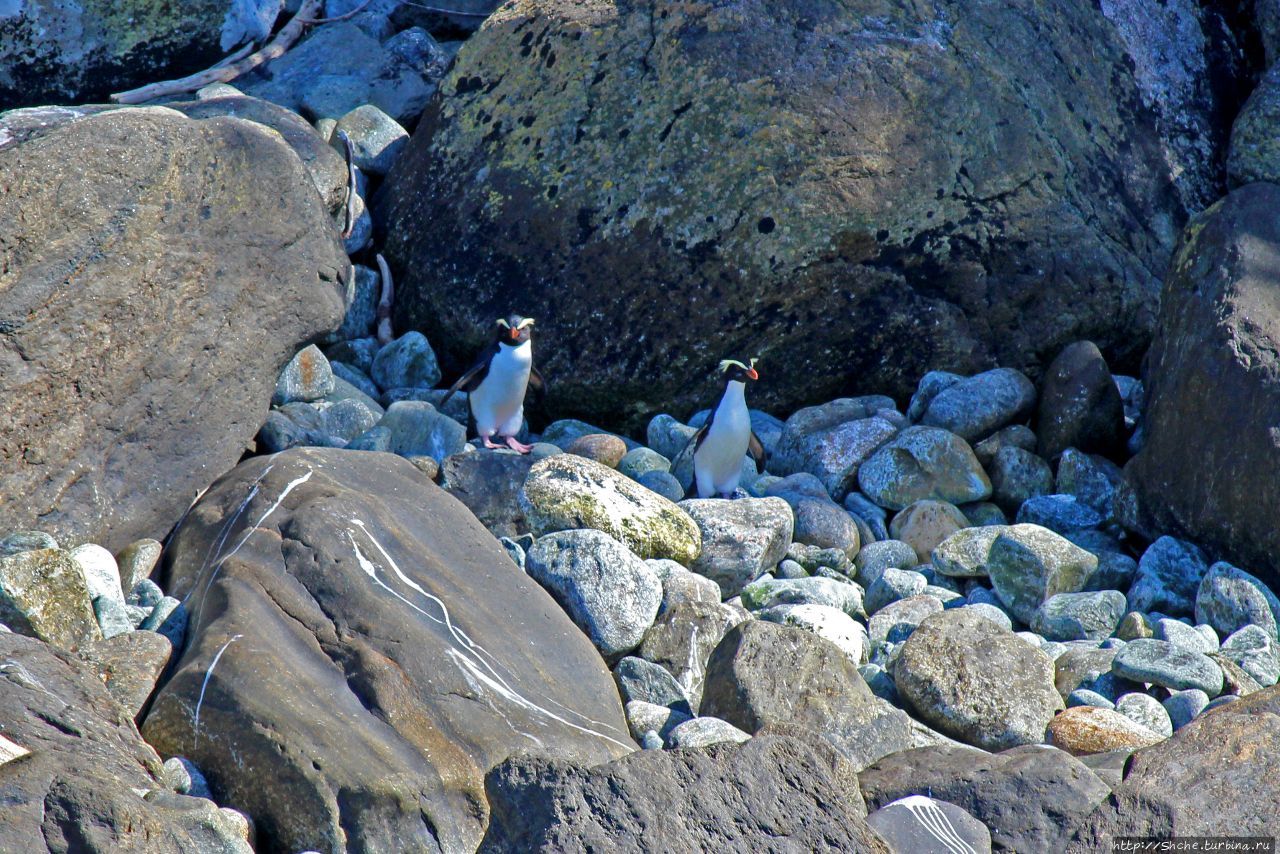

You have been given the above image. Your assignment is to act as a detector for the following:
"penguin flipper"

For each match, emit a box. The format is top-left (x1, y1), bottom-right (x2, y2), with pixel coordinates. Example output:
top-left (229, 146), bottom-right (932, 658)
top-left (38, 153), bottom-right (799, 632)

top-left (528, 365), bottom-right (548, 401)
top-left (440, 344), bottom-right (497, 406)
top-left (748, 430), bottom-right (766, 474)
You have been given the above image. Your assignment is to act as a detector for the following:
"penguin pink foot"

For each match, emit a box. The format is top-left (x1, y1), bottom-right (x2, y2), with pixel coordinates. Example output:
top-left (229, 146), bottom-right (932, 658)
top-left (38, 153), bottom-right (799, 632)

top-left (504, 436), bottom-right (534, 454)
top-left (482, 435), bottom-right (506, 450)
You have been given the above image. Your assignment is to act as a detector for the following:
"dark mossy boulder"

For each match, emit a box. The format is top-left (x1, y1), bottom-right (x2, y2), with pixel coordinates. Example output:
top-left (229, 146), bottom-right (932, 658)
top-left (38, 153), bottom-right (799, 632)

top-left (0, 0), bottom-right (231, 108)
top-left (1127, 183), bottom-right (1280, 591)
top-left (379, 0), bottom-right (1185, 431)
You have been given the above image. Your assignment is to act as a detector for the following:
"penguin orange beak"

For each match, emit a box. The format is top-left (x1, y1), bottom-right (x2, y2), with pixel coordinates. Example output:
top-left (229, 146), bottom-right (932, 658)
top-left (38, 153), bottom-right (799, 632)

top-left (747, 368), bottom-right (759, 380)
top-left (509, 328), bottom-right (519, 340)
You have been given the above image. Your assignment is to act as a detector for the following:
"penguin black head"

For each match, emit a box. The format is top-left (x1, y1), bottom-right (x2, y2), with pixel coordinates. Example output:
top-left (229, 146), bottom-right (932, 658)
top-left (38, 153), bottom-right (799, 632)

top-left (494, 314), bottom-right (534, 346)
top-left (719, 358), bottom-right (759, 383)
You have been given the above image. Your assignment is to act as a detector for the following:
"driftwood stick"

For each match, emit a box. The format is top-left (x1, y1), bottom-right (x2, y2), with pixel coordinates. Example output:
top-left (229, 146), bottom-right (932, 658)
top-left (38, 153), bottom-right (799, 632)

top-left (109, 0), bottom-right (323, 104)
top-left (338, 130), bottom-right (360, 240)
top-left (375, 254), bottom-right (395, 345)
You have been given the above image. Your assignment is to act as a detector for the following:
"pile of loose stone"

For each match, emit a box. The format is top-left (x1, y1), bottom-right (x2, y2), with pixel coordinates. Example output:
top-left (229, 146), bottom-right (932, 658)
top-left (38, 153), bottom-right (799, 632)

top-left (268, 320), bottom-right (1280, 770)
top-left (0, 532), bottom-right (247, 848)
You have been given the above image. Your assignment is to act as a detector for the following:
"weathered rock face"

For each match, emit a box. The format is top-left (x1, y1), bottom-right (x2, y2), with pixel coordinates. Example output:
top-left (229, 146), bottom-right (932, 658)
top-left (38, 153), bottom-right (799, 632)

top-left (378, 0), bottom-right (1182, 430)
top-left (859, 744), bottom-right (1111, 853)
top-left (0, 632), bottom-right (247, 852)
top-left (1066, 685), bottom-right (1280, 848)
top-left (142, 448), bottom-right (634, 854)
top-left (1127, 183), bottom-right (1280, 590)
top-left (481, 734), bottom-right (888, 852)
top-left (0, 1), bottom-right (229, 107)
top-left (0, 107), bottom-right (347, 553)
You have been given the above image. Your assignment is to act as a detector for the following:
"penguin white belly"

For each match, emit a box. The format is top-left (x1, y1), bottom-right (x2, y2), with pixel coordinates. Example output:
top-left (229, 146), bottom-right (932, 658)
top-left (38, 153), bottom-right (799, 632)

top-left (693, 399), bottom-right (750, 497)
top-left (471, 341), bottom-right (531, 437)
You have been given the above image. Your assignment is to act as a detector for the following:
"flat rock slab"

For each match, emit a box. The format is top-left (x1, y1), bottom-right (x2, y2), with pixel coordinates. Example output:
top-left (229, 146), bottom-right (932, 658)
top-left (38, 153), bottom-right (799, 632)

top-left (0, 106), bottom-right (347, 552)
top-left (860, 743), bottom-right (1111, 853)
top-left (481, 734), bottom-right (887, 852)
top-left (143, 448), bottom-right (634, 854)
top-left (0, 632), bottom-right (240, 852)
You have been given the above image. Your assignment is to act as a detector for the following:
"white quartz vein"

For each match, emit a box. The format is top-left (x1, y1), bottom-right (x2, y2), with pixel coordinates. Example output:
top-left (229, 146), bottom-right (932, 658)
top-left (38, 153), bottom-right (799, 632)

top-left (347, 523), bottom-right (631, 750)
top-left (194, 633), bottom-right (243, 749)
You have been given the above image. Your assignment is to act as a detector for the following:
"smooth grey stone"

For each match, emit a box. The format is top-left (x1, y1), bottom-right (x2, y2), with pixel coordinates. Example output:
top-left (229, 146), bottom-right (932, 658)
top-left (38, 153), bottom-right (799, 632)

top-left (869, 595), bottom-right (944, 644)
top-left (333, 104), bottom-right (408, 176)
top-left (1153, 617), bottom-right (1216, 654)
top-left (741, 576), bottom-right (863, 618)
top-left (138, 596), bottom-right (187, 648)
top-left (614, 656), bottom-right (692, 714)
top-left (1115, 691), bottom-right (1172, 737)
top-left (1195, 561), bottom-right (1280, 641)
top-left (371, 331), bottom-right (441, 391)
top-left (0, 531), bottom-right (58, 558)
top-left (906, 370), bottom-right (963, 422)
top-left (1128, 536), bottom-right (1209, 617)
top-left (1055, 448), bottom-right (1122, 517)
top-left (637, 469), bottom-right (685, 503)
top-left (665, 716), bottom-right (752, 749)
top-left (845, 493), bottom-right (891, 541)
top-left (1067, 688), bottom-right (1115, 709)
top-left (272, 344), bottom-right (335, 405)
top-left (1162, 688), bottom-right (1210, 730)
top-left (618, 447), bottom-right (672, 481)
top-left (92, 595), bottom-right (134, 640)
top-left (625, 699), bottom-right (693, 743)
top-left (1111, 638), bottom-right (1224, 695)
top-left (1031, 590), bottom-right (1126, 641)
top-left (855, 539), bottom-right (918, 587)
top-left (774, 558), bottom-right (808, 579)
top-left (962, 602), bottom-right (1015, 632)
top-left (331, 361), bottom-right (382, 401)
top-left (919, 367), bottom-right (1036, 443)
top-left (378, 401), bottom-right (466, 463)
top-left (1015, 494), bottom-right (1103, 534)
top-left (326, 337), bottom-right (380, 375)
top-left (859, 663), bottom-right (901, 704)
top-left (1218, 624), bottom-right (1280, 686)
top-left (525, 529), bottom-right (662, 656)
top-left (865, 568), bottom-right (928, 615)
top-left (346, 425), bottom-right (393, 452)
top-left (867, 795), bottom-right (993, 854)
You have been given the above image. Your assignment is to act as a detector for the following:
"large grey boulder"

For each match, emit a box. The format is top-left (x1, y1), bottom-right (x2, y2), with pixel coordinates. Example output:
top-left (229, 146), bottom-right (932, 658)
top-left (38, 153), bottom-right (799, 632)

top-left (702, 620), bottom-right (921, 770)
top-left (143, 448), bottom-right (634, 854)
top-left (1127, 183), bottom-right (1280, 592)
top-left (526, 529), bottom-right (663, 656)
top-left (0, 1), bottom-right (231, 106)
top-left (0, 107), bottom-right (347, 552)
top-left (378, 0), bottom-right (1185, 431)
top-left (892, 610), bottom-right (1064, 751)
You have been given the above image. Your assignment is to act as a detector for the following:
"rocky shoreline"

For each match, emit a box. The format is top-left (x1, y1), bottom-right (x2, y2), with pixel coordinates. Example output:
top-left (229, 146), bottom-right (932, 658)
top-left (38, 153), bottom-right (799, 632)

top-left (4, 0), bottom-right (1280, 851)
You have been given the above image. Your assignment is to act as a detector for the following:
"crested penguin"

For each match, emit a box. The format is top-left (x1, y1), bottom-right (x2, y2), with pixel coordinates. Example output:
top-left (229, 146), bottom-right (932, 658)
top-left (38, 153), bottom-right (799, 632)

top-left (689, 358), bottom-right (766, 498)
top-left (441, 314), bottom-right (546, 453)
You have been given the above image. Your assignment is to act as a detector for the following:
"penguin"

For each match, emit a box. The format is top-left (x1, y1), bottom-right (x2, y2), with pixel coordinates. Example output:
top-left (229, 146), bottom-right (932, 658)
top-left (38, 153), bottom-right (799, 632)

top-left (688, 358), bottom-right (766, 498)
top-left (441, 315), bottom-right (546, 453)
